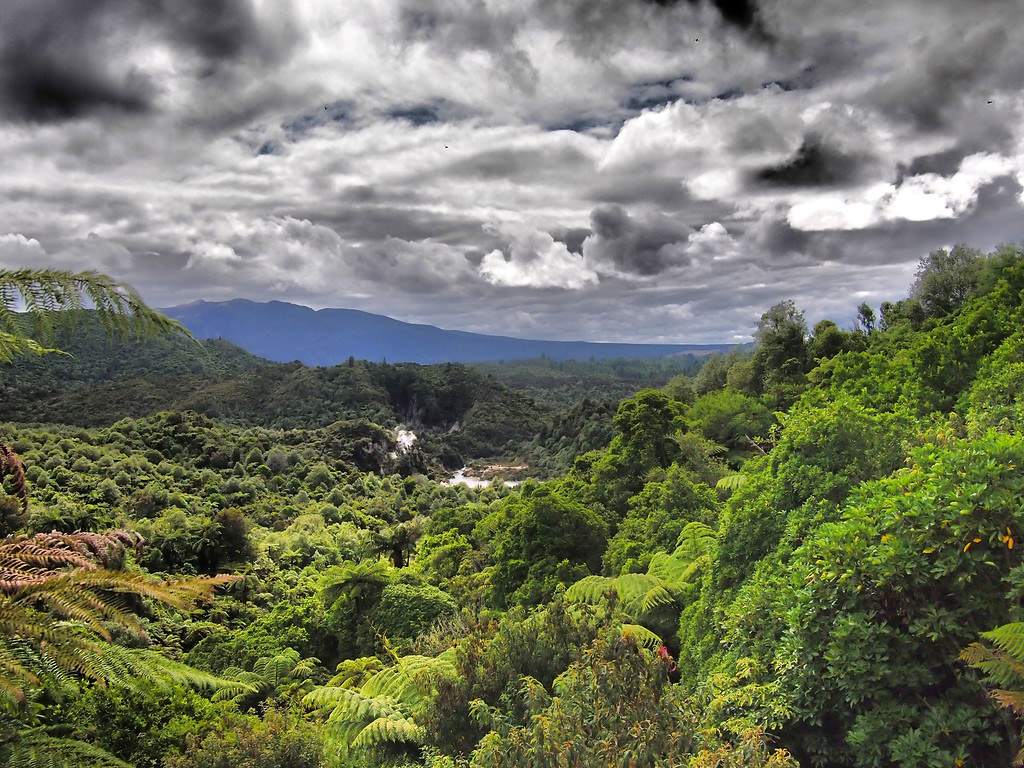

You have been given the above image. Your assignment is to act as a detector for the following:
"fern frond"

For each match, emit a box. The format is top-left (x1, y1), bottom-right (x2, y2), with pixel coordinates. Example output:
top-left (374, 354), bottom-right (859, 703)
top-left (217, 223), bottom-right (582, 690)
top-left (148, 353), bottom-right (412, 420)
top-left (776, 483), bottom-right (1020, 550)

top-left (959, 642), bottom-right (1024, 688)
top-left (305, 650), bottom-right (455, 757)
top-left (0, 332), bottom-right (59, 364)
top-left (672, 521), bottom-right (717, 560)
top-left (637, 584), bottom-right (677, 614)
top-left (716, 473), bottom-right (748, 491)
top-left (984, 623), bottom-right (1024, 661)
top-left (991, 689), bottom-right (1024, 717)
top-left (565, 575), bottom-right (616, 606)
top-left (0, 268), bottom-right (190, 363)
top-left (646, 552), bottom-right (700, 588)
top-left (320, 559), bottom-right (392, 606)
top-left (0, 531), bottom-right (237, 707)
top-left (5, 729), bottom-right (133, 768)
top-left (0, 443), bottom-right (27, 512)
top-left (349, 715), bottom-right (424, 748)
top-left (619, 623), bottom-right (664, 648)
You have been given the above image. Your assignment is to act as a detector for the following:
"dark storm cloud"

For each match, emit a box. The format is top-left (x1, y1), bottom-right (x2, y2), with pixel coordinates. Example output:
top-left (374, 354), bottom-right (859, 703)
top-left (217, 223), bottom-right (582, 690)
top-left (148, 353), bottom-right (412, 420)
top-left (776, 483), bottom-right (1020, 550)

top-left (545, 0), bottom-right (761, 50)
top-left (752, 214), bottom-right (814, 260)
top-left (646, 0), bottom-right (760, 32)
top-left (551, 227), bottom-right (591, 256)
top-left (897, 148), bottom-right (976, 183)
top-left (583, 204), bottom-right (692, 275)
top-left (157, 0), bottom-right (264, 62)
top-left (0, 0), bottom-right (154, 121)
top-left (0, 0), bottom-right (287, 122)
top-left (756, 137), bottom-right (868, 187)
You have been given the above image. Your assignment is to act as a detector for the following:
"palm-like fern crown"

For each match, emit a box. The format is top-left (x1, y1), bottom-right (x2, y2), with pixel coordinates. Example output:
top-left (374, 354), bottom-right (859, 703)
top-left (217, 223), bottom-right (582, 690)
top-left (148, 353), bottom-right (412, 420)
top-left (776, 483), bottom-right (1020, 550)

top-left (213, 648), bottom-right (319, 708)
top-left (961, 622), bottom-right (1024, 765)
top-left (320, 558), bottom-right (393, 606)
top-left (0, 528), bottom-right (237, 712)
top-left (304, 650), bottom-right (457, 758)
top-left (0, 268), bottom-right (189, 363)
top-left (566, 521), bottom-right (717, 620)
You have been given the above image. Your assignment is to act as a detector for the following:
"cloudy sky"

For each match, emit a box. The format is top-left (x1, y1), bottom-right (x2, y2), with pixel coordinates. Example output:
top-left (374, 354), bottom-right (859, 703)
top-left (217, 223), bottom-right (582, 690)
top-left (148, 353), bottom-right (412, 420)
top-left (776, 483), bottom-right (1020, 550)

top-left (0, 0), bottom-right (1022, 343)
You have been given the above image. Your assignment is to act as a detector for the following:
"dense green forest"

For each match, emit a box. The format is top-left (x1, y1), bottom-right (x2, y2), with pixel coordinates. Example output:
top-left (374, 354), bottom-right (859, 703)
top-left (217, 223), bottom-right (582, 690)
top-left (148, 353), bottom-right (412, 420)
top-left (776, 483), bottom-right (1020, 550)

top-left (5, 244), bottom-right (1024, 767)
top-left (472, 354), bottom-right (709, 410)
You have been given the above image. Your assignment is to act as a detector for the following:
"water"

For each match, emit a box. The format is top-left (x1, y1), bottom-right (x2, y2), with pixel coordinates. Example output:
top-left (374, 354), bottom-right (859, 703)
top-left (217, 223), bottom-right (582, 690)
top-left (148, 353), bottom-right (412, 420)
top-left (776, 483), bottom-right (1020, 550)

top-left (444, 467), bottom-right (521, 488)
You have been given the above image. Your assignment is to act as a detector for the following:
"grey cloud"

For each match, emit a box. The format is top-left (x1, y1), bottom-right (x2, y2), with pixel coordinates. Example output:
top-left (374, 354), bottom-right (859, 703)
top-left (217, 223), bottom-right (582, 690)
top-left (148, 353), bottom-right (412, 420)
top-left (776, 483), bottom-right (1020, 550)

top-left (396, 0), bottom-right (538, 94)
top-left (756, 136), bottom-right (869, 187)
top-left (0, 0), bottom-right (296, 123)
top-left (589, 175), bottom-right (693, 208)
top-left (0, 0), bottom-right (155, 121)
top-left (447, 144), bottom-right (592, 182)
top-left (291, 205), bottom-right (499, 250)
top-left (583, 204), bottom-right (692, 275)
top-left (750, 213), bottom-right (814, 259)
top-left (551, 227), bottom-right (594, 256)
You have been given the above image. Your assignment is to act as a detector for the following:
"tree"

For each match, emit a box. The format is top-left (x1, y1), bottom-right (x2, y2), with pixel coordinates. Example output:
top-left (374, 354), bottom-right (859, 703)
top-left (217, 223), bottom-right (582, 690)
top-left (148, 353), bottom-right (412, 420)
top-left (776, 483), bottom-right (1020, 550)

top-left (214, 648), bottom-right (319, 712)
top-left (853, 302), bottom-right (876, 335)
top-left (304, 650), bottom-right (457, 763)
top-left (486, 485), bottom-right (607, 608)
top-left (808, 319), bottom-right (854, 362)
top-left (751, 300), bottom-right (808, 399)
top-left (911, 244), bottom-right (984, 318)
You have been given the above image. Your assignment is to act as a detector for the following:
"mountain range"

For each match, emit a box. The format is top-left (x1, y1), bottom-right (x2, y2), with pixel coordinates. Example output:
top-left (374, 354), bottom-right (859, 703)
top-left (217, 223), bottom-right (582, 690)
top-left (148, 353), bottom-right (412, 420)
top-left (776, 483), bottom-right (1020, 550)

top-left (161, 299), bottom-right (732, 366)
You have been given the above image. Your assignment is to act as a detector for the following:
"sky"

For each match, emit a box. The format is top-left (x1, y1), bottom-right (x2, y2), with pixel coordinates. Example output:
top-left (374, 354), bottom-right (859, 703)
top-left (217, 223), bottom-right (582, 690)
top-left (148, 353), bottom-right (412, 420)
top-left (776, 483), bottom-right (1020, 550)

top-left (0, 0), bottom-right (1022, 344)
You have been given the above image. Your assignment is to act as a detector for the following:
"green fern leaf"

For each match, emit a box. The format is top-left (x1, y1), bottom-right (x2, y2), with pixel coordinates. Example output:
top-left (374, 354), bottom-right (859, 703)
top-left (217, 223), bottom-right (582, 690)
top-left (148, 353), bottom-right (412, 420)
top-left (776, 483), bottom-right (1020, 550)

top-left (619, 623), bottom-right (664, 648)
top-left (983, 623), bottom-right (1024, 660)
top-left (6, 730), bottom-right (132, 768)
top-left (564, 575), bottom-right (616, 605)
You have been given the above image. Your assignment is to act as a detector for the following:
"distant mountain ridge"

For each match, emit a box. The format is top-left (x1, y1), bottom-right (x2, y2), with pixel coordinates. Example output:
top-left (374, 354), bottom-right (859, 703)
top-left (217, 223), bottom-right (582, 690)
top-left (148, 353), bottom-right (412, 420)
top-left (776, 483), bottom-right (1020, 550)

top-left (162, 299), bottom-right (731, 366)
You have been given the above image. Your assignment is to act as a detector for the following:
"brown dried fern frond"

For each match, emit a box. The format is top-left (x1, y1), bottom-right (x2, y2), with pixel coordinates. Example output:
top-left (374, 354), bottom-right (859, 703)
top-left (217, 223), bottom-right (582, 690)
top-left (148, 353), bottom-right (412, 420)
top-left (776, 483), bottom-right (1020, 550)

top-left (991, 688), bottom-right (1024, 718)
top-left (0, 530), bottom-right (144, 593)
top-left (0, 530), bottom-right (239, 710)
top-left (0, 442), bottom-right (26, 512)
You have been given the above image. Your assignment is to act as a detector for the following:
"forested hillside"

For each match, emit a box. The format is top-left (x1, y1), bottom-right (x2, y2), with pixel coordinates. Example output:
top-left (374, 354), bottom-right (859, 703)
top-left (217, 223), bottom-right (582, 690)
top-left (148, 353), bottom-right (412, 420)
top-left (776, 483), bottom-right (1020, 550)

top-left (472, 355), bottom-right (707, 409)
top-left (0, 325), bottom-right (548, 462)
top-left (6, 243), bottom-right (1024, 768)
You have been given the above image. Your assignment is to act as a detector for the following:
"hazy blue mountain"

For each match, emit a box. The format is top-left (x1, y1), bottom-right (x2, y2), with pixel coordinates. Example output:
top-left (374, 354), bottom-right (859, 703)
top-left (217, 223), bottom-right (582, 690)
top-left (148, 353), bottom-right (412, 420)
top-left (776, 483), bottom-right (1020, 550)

top-left (162, 299), bottom-right (731, 365)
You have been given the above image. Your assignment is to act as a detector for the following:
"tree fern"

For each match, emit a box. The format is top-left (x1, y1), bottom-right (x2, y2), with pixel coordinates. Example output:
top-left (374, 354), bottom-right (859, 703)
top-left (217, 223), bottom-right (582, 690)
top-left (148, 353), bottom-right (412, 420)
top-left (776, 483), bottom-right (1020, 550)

top-left (982, 622), bottom-right (1024, 662)
top-left (304, 650), bottom-right (456, 759)
top-left (0, 529), bottom-right (238, 719)
top-left (961, 622), bottom-right (1024, 765)
top-left (0, 442), bottom-right (27, 512)
top-left (619, 623), bottom-right (664, 648)
top-left (716, 473), bottom-right (748, 492)
top-left (566, 521), bottom-right (717, 625)
top-left (0, 269), bottom-right (189, 363)
top-left (213, 648), bottom-right (315, 709)
top-left (320, 559), bottom-right (393, 607)
top-left (5, 729), bottom-right (134, 768)
top-left (350, 715), bottom-right (425, 748)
